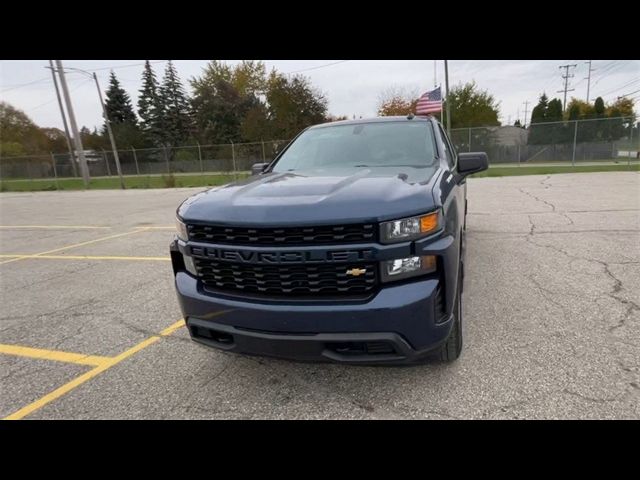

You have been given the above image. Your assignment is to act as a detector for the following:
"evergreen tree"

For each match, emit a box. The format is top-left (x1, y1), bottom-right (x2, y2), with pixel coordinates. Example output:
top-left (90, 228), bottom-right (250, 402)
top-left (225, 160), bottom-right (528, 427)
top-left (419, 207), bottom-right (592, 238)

top-left (528, 93), bottom-right (549, 144)
top-left (594, 97), bottom-right (606, 140)
top-left (103, 71), bottom-right (146, 149)
top-left (158, 60), bottom-right (193, 147)
top-left (528, 94), bottom-right (571, 144)
top-left (530, 93), bottom-right (548, 124)
top-left (546, 99), bottom-right (563, 122)
top-left (104, 72), bottom-right (137, 126)
top-left (137, 60), bottom-right (162, 144)
top-left (514, 119), bottom-right (522, 127)
top-left (594, 97), bottom-right (606, 117)
top-left (546, 98), bottom-right (566, 143)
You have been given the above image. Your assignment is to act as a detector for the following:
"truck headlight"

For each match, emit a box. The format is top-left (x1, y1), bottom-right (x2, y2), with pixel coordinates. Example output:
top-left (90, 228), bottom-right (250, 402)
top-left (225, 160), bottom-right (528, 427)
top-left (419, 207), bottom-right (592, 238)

top-left (175, 217), bottom-right (189, 241)
top-left (380, 211), bottom-right (441, 244)
top-left (380, 255), bottom-right (436, 283)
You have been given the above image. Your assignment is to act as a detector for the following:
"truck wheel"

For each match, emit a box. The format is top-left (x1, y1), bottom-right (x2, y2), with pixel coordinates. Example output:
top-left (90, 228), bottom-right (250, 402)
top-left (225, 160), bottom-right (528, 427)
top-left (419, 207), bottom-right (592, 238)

top-left (438, 268), bottom-right (463, 362)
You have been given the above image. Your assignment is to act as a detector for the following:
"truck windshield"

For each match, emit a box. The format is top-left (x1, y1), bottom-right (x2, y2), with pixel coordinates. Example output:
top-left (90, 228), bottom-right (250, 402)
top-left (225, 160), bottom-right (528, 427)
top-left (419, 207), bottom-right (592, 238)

top-left (272, 121), bottom-right (437, 172)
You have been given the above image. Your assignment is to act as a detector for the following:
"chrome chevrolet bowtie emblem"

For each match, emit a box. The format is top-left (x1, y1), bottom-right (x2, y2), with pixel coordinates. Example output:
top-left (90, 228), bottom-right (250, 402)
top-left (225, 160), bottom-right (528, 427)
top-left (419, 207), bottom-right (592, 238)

top-left (346, 268), bottom-right (367, 277)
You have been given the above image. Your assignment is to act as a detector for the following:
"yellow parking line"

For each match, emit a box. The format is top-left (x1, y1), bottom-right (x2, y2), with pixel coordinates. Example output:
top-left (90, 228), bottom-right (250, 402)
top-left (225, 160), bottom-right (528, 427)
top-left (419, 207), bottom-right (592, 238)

top-left (0, 344), bottom-right (111, 367)
top-left (3, 319), bottom-right (187, 421)
top-left (0, 228), bottom-right (150, 266)
top-left (159, 319), bottom-right (186, 336)
top-left (0, 254), bottom-right (170, 262)
top-left (0, 225), bottom-right (110, 230)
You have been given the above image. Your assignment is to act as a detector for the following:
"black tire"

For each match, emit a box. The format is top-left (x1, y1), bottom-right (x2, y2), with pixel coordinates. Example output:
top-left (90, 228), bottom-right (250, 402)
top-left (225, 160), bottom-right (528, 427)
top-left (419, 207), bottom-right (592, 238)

top-left (438, 265), bottom-right (463, 363)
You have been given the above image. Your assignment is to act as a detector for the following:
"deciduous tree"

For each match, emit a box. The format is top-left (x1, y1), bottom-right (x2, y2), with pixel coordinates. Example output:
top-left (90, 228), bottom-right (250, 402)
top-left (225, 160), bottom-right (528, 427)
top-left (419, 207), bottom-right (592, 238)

top-left (376, 86), bottom-right (418, 116)
top-left (443, 81), bottom-right (501, 128)
top-left (265, 71), bottom-right (328, 140)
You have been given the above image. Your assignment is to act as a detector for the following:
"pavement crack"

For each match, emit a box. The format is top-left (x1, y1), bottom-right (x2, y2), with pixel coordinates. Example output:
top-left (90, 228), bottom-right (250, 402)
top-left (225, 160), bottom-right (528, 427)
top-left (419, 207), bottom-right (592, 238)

top-left (527, 215), bottom-right (536, 235)
top-left (523, 235), bottom-right (639, 334)
top-left (561, 389), bottom-right (623, 404)
top-left (525, 274), bottom-right (569, 321)
top-left (518, 185), bottom-right (556, 212)
top-left (602, 262), bottom-right (640, 333)
top-left (519, 179), bottom-right (576, 227)
top-left (2, 263), bottom-right (96, 294)
top-left (179, 358), bottom-right (233, 413)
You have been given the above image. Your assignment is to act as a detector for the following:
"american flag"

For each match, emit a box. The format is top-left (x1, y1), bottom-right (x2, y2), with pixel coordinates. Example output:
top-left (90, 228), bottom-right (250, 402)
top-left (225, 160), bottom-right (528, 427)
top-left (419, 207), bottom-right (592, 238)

top-left (416, 86), bottom-right (442, 115)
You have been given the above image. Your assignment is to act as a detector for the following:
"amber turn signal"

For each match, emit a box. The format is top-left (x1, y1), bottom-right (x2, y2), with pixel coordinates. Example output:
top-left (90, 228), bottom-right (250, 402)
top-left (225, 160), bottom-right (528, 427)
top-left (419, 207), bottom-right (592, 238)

top-left (420, 212), bottom-right (439, 233)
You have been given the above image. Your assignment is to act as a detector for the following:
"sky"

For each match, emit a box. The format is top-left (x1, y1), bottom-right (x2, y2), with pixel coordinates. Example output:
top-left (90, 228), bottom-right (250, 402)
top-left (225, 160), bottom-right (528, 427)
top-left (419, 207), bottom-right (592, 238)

top-left (1, 60), bottom-right (639, 132)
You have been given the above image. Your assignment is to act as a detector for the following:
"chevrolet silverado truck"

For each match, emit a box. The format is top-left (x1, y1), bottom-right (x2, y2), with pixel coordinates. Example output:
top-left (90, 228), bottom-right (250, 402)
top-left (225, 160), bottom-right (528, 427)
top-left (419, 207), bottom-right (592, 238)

top-left (170, 115), bottom-right (488, 364)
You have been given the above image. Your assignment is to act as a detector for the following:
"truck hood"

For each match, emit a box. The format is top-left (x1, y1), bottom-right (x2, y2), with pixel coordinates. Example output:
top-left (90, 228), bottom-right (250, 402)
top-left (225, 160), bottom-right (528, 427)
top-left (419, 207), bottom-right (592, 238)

top-left (178, 166), bottom-right (441, 226)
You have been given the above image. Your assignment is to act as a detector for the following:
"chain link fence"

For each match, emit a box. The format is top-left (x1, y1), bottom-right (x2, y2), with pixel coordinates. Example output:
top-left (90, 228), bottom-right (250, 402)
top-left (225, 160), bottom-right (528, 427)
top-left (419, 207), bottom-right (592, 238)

top-left (450, 116), bottom-right (639, 165)
top-left (0, 139), bottom-right (290, 188)
top-left (1, 117), bottom-right (638, 189)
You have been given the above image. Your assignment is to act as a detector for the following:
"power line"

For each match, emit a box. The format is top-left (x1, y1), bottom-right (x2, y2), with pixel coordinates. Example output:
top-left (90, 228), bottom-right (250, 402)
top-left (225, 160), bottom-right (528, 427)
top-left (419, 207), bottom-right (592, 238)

top-left (283, 60), bottom-right (349, 75)
top-left (593, 60), bottom-right (631, 85)
top-left (0, 76), bottom-right (51, 93)
top-left (77, 60), bottom-right (167, 72)
top-left (27, 78), bottom-right (93, 112)
top-left (592, 60), bottom-right (621, 80)
top-left (597, 78), bottom-right (640, 97)
top-left (618, 89), bottom-right (640, 98)
top-left (1, 61), bottom-right (167, 94)
top-left (538, 61), bottom-right (571, 96)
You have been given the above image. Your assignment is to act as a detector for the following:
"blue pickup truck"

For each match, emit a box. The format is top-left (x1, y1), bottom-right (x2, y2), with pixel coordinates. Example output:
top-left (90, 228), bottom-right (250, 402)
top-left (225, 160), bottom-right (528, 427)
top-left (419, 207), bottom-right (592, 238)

top-left (170, 115), bottom-right (488, 364)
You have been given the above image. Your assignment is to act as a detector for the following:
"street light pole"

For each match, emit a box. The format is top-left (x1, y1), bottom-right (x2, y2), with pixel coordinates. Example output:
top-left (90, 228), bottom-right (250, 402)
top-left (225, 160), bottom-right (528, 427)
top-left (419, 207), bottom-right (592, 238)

top-left (92, 73), bottom-right (125, 189)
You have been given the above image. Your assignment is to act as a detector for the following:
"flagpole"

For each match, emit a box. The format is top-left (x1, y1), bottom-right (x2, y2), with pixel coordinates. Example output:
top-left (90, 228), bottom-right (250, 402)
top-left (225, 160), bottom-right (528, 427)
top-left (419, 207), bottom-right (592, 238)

top-left (444, 60), bottom-right (451, 135)
top-left (434, 60), bottom-right (437, 87)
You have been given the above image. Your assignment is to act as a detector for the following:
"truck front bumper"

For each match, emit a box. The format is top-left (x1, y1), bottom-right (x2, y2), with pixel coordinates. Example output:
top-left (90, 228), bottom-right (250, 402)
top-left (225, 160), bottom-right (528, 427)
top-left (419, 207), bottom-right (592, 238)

top-left (174, 270), bottom-right (453, 364)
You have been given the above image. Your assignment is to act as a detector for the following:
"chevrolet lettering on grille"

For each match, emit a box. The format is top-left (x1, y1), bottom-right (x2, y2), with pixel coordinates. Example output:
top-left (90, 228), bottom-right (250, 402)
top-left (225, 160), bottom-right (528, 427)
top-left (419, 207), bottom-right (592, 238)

top-left (189, 246), bottom-right (375, 264)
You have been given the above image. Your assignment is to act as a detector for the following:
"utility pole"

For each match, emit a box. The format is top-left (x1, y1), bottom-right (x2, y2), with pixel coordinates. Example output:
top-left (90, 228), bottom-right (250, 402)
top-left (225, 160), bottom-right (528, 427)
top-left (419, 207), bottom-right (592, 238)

top-left (92, 73), bottom-right (125, 189)
top-left (558, 63), bottom-right (577, 113)
top-left (444, 60), bottom-right (451, 134)
top-left (522, 100), bottom-right (530, 128)
top-left (584, 60), bottom-right (595, 103)
top-left (47, 61), bottom-right (78, 178)
top-left (55, 60), bottom-right (90, 188)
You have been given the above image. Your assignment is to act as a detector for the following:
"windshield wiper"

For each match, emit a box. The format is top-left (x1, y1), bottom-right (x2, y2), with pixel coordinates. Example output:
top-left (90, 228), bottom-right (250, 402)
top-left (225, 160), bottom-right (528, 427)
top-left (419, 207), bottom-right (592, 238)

top-left (353, 164), bottom-right (430, 168)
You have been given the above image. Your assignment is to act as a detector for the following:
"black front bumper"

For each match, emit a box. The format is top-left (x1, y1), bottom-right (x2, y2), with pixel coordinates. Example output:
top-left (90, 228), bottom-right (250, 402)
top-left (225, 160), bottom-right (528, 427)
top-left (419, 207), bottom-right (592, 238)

top-left (187, 317), bottom-right (449, 364)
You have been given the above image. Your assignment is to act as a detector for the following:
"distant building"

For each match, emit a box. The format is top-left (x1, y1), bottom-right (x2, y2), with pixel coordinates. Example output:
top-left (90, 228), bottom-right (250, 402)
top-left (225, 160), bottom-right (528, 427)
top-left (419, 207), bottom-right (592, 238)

top-left (489, 126), bottom-right (529, 146)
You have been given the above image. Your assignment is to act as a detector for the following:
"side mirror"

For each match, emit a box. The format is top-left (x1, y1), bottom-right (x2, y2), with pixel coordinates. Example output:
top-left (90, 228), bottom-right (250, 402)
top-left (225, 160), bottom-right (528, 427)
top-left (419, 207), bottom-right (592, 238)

top-left (457, 152), bottom-right (488, 177)
top-left (251, 163), bottom-right (269, 175)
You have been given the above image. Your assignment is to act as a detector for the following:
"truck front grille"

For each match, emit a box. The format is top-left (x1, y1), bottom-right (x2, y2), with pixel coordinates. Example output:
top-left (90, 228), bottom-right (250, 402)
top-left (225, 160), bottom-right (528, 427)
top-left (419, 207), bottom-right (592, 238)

top-left (194, 258), bottom-right (378, 297)
top-left (187, 223), bottom-right (376, 246)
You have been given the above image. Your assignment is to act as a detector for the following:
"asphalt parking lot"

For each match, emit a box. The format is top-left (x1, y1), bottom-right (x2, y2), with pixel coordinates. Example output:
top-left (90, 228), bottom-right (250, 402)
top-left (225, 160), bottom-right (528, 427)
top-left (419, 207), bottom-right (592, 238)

top-left (1, 171), bottom-right (638, 419)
